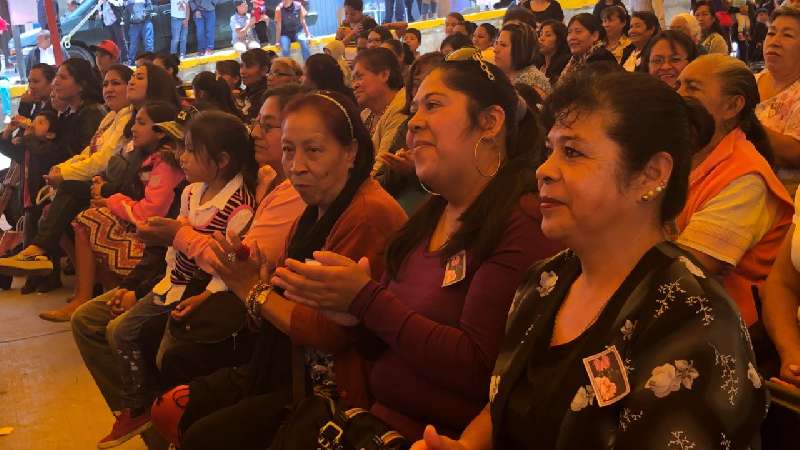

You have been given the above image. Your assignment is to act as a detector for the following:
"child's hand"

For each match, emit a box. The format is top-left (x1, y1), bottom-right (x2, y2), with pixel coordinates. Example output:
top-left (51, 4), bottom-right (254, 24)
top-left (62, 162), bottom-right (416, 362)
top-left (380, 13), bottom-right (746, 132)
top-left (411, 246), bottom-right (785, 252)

top-left (171, 291), bottom-right (211, 321)
top-left (44, 167), bottom-right (63, 186)
top-left (107, 289), bottom-right (137, 317)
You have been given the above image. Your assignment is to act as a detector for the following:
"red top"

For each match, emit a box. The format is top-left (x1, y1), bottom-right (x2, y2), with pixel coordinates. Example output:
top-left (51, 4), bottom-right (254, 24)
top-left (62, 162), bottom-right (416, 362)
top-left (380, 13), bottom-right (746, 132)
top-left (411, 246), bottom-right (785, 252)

top-left (349, 194), bottom-right (562, 439)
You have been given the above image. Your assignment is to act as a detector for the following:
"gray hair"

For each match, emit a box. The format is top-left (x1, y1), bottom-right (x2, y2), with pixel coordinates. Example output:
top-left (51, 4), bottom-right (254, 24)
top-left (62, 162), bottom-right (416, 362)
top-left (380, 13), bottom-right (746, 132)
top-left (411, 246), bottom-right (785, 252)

top-left (670, 13), bottom-right (701, 43)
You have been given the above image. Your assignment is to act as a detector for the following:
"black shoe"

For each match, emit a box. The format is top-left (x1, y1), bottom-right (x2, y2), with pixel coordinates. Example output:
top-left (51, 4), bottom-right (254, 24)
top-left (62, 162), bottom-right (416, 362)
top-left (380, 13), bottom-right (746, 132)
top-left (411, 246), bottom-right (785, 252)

top-left (20, 276), bottom-right (40, 295)
top-left (0, 274), bottom-right (11, 290)
top-left (36, 276), bottom-right (63, 294)
top-left (494, 0), bottom-right (513, 8)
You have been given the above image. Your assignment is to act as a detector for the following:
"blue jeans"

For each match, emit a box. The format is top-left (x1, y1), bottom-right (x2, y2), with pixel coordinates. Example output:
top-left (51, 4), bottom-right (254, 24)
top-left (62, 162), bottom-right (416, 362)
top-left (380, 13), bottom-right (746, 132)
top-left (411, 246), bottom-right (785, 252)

top-left (384, 0), bottom-right (406, 22)
top-left (280, 33), bottom-right (310, 61)
top-left (112, 292), bottom-right (173, 411)
top-left (170, 17), bottom-right (188, 56)
top-left (194, 9), bottom-right (217, 52)
top-left (128, 21), bottom-right (154, 64)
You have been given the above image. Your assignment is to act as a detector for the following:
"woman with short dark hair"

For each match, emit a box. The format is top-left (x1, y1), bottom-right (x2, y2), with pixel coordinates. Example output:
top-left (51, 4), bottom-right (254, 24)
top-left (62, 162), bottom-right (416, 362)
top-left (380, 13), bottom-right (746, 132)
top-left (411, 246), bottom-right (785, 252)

top-left (641, 30), bottom-right (699, 89)
top-left (621, 11), bottom-right (661, 71)
top-left (302, 53), bottom-right (356, 102)
top-left (494, 23), bottom-right (552, 98)
top-left (561, 13), bottom-right (618, 79)
top-left (694, 0), bottom-right (730, 54)
top-left (409, 70), bottom-right (767, 450)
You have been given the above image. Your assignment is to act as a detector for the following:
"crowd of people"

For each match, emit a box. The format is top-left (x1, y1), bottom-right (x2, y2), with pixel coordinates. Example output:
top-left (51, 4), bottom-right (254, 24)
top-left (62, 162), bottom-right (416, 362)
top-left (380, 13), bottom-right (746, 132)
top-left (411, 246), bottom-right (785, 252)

top-left (0, 0), bottom-right (800, 449)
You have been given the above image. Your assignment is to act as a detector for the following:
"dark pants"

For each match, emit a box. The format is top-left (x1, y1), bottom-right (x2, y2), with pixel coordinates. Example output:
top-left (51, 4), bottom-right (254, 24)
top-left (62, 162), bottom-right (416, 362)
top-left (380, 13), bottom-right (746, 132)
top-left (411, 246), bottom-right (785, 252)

top-left (254, 20), bottom-right (270, 44)
top-left (384, 0), bottom-right (406, 22)
top-left (108, 19), bottom-right (129, 64)
top-left (31, 180), bottom-right (89, 254)
top-left (181, 389), bottom-right (290, 450)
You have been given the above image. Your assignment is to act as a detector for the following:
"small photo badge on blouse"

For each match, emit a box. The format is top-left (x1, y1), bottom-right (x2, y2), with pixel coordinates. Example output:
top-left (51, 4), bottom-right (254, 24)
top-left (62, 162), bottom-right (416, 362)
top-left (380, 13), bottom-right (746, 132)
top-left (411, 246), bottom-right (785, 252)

top-left (442, 250), bottom-right (467, 287)
top-left (582, 345), bottom-right (631, 407)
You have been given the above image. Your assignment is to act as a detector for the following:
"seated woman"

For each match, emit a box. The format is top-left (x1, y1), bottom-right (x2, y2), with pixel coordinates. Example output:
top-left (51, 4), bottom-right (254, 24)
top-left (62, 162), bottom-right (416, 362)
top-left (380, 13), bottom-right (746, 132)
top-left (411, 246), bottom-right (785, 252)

top-left (621, 11), bottom-right (660, 71)
top-left (561, 13), bottom-right (618, 80)
top-left (42, 102), bottom-right (186, 322)
top-left (472, 23), bottom-right (498, 62)
top-left (440, 33), bottom-right (472, 56)
top-left (494, 23), bottom-right (552, 99)
top-left (670, 12), bottom-right (702, 47)
top-left (268, 57), bottom-right (303, 89)
top-left (601, 6), bottom-right (630, 63)
top-left (271, 55), bottom-right (562, 440)
top-left (0, 59), bottom-right (109, 291)
top-left (378, 52), bottom-right (444, 214)
top-left (191, 71), bottom-right (242, 117)
top-left (535, 20), bottom-right (571, 85)
top-left (676, 54), bottom-right (793, 327)
top-left (694, 1), bottom-right (730, 55)
top-left (411, 70), bottom-right (766, 450)
top-left (755, 6), bottom-right (800, 191)
top-left (641, 30), bottom-right (699, 90)
top-left (149, 91), bottom-right (408, 449)
top-left (353, 48), bottom-right (407, 172)
top-left (302, 53), bottom-right (356, 102)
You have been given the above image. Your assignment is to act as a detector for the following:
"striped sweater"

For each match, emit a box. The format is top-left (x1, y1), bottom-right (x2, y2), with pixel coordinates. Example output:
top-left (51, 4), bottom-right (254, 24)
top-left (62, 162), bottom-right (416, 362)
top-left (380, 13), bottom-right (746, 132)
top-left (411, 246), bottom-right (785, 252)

top-left (153, 174), bottom-right (255, 304)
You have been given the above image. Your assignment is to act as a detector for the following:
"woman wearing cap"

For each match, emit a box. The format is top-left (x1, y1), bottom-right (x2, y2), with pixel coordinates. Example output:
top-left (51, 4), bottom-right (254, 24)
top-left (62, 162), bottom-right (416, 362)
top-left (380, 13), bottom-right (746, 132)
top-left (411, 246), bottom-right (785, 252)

top-left (268, 53), bottom-right (561, 441)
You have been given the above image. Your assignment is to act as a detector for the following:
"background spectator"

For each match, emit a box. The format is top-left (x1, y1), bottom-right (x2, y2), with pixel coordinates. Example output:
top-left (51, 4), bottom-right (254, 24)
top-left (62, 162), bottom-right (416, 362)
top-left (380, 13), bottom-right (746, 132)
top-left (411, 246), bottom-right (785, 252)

top-left (275, 0), bottom-right (312, 61)
top-left (100, 0), bottom-right (129, 65)
top-left (127, 0), bottom-right (155, 65)
top-left (170, 0), bottom-right (190, 58)
top-left (190, 0), bottom-right (218, 56)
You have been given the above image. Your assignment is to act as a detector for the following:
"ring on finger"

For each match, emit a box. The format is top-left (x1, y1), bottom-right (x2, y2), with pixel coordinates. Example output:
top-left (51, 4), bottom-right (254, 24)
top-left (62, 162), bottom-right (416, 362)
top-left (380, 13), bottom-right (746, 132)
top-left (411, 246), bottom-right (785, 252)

top-left (226, 252), bottom-right (237, 264)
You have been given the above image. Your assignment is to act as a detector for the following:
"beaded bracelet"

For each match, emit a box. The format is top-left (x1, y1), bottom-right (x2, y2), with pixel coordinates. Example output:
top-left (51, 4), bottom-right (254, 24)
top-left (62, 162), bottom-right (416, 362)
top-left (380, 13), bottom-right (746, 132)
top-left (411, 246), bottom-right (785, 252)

top-left (246, 281), bottom-right (272, 324)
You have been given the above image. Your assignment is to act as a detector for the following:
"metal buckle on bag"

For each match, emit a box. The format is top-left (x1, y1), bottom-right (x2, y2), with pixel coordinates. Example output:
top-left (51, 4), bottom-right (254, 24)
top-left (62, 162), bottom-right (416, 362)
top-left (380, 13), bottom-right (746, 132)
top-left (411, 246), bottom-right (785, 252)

top-left (318, 421), bottom-right (344, 450)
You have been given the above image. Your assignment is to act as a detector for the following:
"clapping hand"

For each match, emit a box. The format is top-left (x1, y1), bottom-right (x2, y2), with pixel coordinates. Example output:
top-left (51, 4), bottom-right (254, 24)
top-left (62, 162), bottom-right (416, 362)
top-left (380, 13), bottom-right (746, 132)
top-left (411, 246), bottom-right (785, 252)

top-left (271, 251), bottom-right (371, 326)
top-left (410, 426), bottom-right (470, 450)
top-left (207, 232), bottom-right (272, 302)
top-left (136, 217), bottom-right (185, 247)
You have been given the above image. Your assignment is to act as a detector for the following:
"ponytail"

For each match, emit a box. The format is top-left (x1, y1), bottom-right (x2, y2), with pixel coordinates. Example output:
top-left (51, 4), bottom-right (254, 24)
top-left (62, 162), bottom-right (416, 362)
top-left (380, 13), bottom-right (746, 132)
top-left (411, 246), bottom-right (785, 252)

top-left (740, 109), bottom-right (773, 165)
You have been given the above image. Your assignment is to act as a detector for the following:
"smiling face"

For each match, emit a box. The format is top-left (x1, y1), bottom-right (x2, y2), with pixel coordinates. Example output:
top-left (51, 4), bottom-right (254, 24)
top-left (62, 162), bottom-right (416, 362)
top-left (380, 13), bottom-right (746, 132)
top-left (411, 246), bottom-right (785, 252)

top-left (629, 17), bottom-right (654, 48)
top-left (567, 20), bottom-right (600, 56)
top-left (647, 39), bottom-right (690, 89)
top-left (367, 30), bottom-right (384, 48)
top-left (406, 69), bottom-right (497, 194)
top-left (536, 110), bottom-right (636, 244)
top-left (473, 25), bottom-right (494, 51)
top-left (127, 66), bottom-right (148, 105)
top-left (103, 70), bottom-right (130, 112)
top-left (764, 16), bottom-right (800, 76)
top-left (252, 96), bottom-right (284, 167)
top-left (281, 107), bottom-right (356, 211)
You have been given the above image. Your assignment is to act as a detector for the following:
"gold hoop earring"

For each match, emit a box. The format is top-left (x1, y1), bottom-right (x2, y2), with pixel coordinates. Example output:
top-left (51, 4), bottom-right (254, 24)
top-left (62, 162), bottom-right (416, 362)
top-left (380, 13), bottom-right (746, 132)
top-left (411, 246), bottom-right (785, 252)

top-left (474, 136), bottom-right (502, 178)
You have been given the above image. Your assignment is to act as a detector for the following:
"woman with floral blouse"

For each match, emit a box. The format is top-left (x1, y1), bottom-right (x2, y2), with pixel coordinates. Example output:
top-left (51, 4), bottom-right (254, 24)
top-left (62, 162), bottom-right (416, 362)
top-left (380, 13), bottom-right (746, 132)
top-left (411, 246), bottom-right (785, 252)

top-left (409, 72), bottom-right (767, 450)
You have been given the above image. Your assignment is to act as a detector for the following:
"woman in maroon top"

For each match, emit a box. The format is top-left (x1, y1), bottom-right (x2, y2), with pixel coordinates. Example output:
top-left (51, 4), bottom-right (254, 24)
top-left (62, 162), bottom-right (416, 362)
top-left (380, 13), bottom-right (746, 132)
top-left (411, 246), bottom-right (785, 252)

top-left (273, 49), bottom-right (562, 440)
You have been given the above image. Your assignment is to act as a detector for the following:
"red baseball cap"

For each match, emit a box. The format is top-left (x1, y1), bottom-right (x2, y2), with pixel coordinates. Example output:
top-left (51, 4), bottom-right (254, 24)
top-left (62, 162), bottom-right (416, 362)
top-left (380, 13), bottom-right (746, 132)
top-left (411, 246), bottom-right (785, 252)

top-left (90, 40), bottom-right (120, 61)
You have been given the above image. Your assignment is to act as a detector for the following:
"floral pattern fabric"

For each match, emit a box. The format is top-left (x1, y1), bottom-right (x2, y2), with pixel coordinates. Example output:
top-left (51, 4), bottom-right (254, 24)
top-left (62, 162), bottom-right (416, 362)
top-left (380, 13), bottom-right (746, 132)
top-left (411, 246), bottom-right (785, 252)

top-left (489, 243), bottom-right (767, 450)
top-left (755, 71), bottom-right (800, 143)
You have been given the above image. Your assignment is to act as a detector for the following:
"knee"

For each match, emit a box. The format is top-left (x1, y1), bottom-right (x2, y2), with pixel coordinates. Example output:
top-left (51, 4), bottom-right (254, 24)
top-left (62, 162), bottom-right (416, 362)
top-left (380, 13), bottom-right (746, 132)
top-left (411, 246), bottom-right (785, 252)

top-left (70, 299), bottom-right (107, 338)
top-left (150, 384), bottom-right (190, 446)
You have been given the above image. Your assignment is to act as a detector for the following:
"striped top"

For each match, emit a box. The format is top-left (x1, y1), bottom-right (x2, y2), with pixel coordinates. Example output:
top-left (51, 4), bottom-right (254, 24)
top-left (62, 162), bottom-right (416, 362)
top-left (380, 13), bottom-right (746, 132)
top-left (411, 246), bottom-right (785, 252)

top-left (153, 174), bottom-right (255, 304)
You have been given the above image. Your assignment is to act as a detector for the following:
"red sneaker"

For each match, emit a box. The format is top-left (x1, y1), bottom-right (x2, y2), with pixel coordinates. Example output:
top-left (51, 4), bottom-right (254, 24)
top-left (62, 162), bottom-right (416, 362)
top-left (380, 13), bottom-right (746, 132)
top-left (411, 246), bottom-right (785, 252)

top-left (97, 409), bottom-right (152, 449)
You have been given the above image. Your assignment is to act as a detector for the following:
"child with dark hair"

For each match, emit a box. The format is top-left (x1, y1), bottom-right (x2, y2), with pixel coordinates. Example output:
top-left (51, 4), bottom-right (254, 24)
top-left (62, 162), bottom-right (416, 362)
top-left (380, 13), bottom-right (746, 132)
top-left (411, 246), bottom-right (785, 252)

top-left (89, 110), bottom-right (256, 448)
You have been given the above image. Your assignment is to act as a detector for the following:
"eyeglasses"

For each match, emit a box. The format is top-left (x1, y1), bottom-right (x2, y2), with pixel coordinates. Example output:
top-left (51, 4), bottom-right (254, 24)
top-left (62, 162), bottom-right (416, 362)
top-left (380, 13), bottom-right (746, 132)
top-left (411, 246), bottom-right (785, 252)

top-left (248, 119), bottom-right (281, 138)
top-left (268, 72), bottom-right (294, 78)
top-left (648, 56), bottom-right (688, 67)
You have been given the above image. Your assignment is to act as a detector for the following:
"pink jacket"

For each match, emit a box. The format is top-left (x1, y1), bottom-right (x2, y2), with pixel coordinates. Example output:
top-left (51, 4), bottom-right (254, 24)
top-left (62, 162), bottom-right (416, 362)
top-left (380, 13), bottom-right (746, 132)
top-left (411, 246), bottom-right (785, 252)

top-left (106, 153), bottom-right (186, 223)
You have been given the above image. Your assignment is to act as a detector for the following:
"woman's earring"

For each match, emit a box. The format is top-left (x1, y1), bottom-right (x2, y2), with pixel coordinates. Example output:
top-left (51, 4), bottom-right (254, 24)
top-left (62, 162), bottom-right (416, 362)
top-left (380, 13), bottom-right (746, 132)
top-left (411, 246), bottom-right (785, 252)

top-left (640, 183), bottom-right (666, 202)
top-left (474, 136), bottom-right (502, 178)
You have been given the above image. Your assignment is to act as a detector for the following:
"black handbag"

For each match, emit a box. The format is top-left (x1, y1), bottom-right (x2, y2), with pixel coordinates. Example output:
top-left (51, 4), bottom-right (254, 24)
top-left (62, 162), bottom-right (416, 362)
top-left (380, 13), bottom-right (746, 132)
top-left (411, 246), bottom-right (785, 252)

top-left (269, 393), bottom-right (408, 450)
top-left (168, 290), bottom-right (248, 344)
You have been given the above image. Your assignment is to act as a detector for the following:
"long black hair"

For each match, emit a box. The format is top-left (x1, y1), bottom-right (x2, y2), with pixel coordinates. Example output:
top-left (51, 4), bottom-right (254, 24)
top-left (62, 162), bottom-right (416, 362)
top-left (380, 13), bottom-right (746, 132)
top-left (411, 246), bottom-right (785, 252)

top-left (192, 71), bottom-right (242, 117)
top-left (385, 58), bottom-right (544, 278)
top-left (61, 58), bottom-right (103, 104)
top-left (186, 111), bottom-right (259, 193)
top-left (303, 53), bottom-right (355, 101)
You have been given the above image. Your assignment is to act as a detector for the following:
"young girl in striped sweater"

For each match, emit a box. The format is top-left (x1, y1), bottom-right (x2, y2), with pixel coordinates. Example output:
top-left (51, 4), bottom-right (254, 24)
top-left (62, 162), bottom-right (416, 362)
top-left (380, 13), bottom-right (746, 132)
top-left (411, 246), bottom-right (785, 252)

top-left (95, 111), bottom-right (257, 448)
